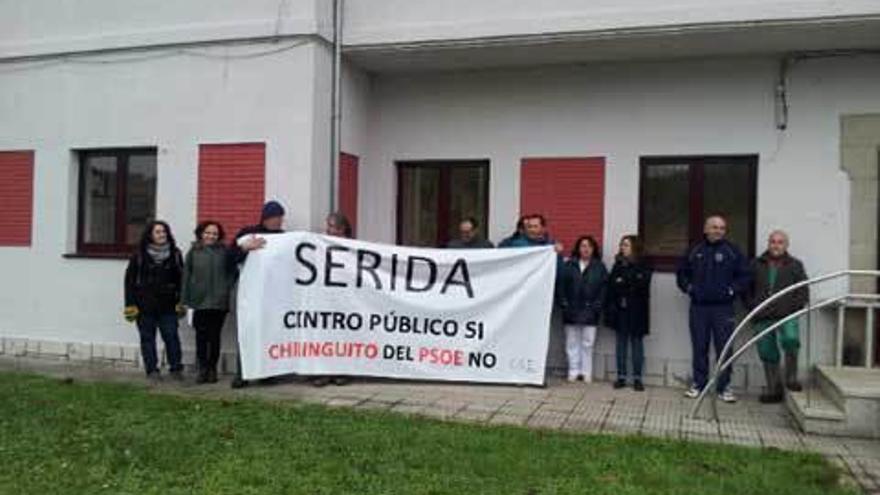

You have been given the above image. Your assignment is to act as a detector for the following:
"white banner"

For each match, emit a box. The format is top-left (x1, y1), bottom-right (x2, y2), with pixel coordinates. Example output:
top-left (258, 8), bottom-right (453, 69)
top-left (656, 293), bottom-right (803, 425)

top-left (237, 232), bottom-right (556, 385)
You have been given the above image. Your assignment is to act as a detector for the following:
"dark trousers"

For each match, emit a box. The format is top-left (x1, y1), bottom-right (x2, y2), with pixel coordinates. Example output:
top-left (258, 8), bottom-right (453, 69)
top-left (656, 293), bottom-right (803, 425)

top-left (689, 303), bottom-right (735, 392)
top-left (137, 311), bottom-right (182, 375)
top-left (614, 309), bottom-right (646, 381)
top-left (615, 332), bottom-right (644, 381)
top-left (193, 309), bottom-right (227, 372)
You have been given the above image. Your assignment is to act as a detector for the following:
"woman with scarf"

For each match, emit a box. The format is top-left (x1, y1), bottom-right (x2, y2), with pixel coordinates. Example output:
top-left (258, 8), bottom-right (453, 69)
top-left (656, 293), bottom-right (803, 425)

top-left (124, 220), bottom-right (185, 382)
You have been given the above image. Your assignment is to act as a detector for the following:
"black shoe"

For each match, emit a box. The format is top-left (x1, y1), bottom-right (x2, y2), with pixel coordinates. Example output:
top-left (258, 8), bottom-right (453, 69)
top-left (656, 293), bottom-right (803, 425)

top-left (613, 379), bottom-right (626, 389)
top-left (759, 392), bottom-right (784, 404)
top-left (146, 371), bottom-right (162, 384)
top-left (311, 377), bottom-right (330, 387)
top-left (231, 377), bottom-right (248, 389)
top-left (332, 376), bottom-right (351, 386)
top-left (633, 380), bottom-right (645, 392)
top-left (207, 369), bottom-right (218, 384)
top-left (169, 370), bottom-right (184, 382)
top-left (195, 370), bottom-right (208, 384)
top-left (786, 382), bottom-right (803, 393)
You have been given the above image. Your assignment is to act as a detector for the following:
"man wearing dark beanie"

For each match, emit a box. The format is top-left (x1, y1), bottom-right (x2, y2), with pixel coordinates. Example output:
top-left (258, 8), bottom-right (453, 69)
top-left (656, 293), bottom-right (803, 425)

top-left (230, 200), bottom-right (286, 388)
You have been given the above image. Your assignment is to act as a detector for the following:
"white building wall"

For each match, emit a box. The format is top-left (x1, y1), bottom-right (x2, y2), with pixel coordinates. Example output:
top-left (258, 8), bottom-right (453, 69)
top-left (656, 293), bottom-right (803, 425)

top-left (343, 0), bottom-right (880, 45)
top-left (0, 40), bottom-right (322, 357)
top-left (0, 0), bottom-right (329, 58)
top-left (2, 0), bottom-right (878, 387)
top-left (358, 55), bottom-right (880, 385)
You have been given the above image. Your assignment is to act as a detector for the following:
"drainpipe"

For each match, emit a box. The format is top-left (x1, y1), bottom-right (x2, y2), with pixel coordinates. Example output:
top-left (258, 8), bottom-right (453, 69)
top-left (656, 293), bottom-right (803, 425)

top-left (329, 0), bottom-right (343, 213)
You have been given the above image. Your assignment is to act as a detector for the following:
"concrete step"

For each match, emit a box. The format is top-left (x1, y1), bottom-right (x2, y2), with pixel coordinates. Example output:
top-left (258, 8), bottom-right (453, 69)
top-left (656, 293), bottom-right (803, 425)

top-left (816, 365), bottom-right (880, 400)
top-left (788, 365), bottom-right (880, 439)
top-left (786, 388), bottom-right (846, 436)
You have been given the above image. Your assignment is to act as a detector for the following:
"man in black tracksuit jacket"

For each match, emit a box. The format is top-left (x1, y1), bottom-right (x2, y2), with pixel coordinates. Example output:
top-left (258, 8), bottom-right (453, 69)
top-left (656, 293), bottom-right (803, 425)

top-left (676, 215), bottom-right (751, 402)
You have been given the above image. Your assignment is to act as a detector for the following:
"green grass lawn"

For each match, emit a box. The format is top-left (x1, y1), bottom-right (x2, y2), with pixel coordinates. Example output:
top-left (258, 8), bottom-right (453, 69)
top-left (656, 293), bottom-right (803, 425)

top-left (0, 373), bottom-right (857, 495)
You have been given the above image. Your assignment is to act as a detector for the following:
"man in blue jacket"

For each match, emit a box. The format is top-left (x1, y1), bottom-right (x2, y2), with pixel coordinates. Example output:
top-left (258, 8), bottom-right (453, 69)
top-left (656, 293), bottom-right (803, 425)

top-left (676, 215), bottom-right (751, 403)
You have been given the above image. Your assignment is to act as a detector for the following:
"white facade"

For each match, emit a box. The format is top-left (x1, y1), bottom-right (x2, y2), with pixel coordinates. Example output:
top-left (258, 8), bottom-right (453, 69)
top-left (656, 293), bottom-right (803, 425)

top-left (2, 1), bottom-right (879, 387)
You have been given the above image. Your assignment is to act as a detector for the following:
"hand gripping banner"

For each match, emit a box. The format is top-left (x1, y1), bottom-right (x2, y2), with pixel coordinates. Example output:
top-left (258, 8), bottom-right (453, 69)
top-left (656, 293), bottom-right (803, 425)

top-left (237, 232), bottom-right (556, 385)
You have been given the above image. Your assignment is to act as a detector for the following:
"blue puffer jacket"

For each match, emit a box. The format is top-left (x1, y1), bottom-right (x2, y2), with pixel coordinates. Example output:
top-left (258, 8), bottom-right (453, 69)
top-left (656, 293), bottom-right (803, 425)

top-left (499, 234), bottom-right (565, 285)
top-left (676, 238), bottom-right (751, 305)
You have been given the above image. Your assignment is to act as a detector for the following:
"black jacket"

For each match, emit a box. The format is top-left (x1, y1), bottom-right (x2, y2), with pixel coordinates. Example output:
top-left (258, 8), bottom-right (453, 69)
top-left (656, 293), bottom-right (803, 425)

top-left (124, 249), bottom-right (184, 314)
top-left (446, 237), bottom-right (494, 249)
top-left (747, 252), bottom-right (809, 321)
top-left (230, 223), bottom-right (284, 265)
top-left (559, 258), bottom-right (608, 325)
top-left (605, 256), bottom-right (653, 336)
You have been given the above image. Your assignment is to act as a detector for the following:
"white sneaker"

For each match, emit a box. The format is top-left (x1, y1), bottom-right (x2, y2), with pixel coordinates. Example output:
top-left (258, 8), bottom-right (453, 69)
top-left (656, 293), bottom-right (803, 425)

top-left (719, 389), bottom-right (738, 403)
top-left (567, 375), bottom-right (578, 383)
top-left (684, 386), bottom-right (701, 399)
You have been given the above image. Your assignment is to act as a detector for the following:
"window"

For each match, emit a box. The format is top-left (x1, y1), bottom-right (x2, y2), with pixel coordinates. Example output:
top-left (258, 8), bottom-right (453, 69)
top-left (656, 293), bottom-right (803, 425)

top-left (639, 155), bottom-right (757, 270)
top-left (197, 143), bottom-right (265, 241)
top-left (397, 161), bottom-right (489, 247)
top-left (339, 152), bottom-right (359, 237)
top-left (520, 157), bottom-right (605, 253)
top-left (0, 150), bottom-right (34, 247)
top-left (77, 148), bottom-right (157, 255)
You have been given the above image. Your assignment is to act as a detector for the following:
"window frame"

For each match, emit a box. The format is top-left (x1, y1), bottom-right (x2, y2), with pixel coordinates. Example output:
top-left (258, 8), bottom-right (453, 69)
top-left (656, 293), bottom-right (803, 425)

top-left (395, 160), bottom-right (491, 247)
top-left (76, 147), bottom-right (157, 256)
top-left (638, 155), bottom-right (758, 271)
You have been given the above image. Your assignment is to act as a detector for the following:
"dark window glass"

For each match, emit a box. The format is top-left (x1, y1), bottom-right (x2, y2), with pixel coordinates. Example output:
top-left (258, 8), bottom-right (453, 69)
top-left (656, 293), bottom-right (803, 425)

top-left (82, 155), bottom-right (118, 245)
top-left (397, 161), bottom-right (490, 247)
top-left (639, 156), bottom-right (757, 270)
top-left (78, 148), bottom-right (157, 255)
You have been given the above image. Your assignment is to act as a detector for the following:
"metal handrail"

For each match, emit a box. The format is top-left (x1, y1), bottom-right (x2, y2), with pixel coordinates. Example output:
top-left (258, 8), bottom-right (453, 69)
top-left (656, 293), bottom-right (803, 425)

top-left (689, 269), bottom-right (880, 420)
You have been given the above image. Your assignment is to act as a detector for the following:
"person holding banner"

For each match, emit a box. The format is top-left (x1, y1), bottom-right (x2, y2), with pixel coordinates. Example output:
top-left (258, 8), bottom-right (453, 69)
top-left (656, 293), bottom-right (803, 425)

top-left (606, 235), bottom-right (652, 391)
top-left (230, 200), bottom-right (286, 389)
top-left (310, 212), bottom-right (355, 388)
top-left (559, 236), bottom-right (607, 382)
top-left (499, 214), bottom-right (563, 254)
top-left (181, 221), bottom-right (236, 384)
top-left (123, 221), bottom-right (186, 383)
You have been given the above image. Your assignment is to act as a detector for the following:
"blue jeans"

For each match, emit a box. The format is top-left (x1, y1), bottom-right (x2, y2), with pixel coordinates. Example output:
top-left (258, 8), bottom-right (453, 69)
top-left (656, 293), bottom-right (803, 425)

top-left (689, 304), bottom-right (735, 392)
top-left (615, 332), bottom-right (644, 381)
top-left (137, 311), bottom-right (183, 375)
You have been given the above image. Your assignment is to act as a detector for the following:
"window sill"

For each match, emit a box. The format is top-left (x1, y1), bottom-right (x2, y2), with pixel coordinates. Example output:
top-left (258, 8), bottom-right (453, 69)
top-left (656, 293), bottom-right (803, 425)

top-left (63, 252), bottom-right (131, 260)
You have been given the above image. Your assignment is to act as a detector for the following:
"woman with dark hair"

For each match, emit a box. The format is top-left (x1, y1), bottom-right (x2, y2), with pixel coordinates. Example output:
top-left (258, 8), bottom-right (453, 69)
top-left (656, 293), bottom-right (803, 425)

top-left (325, 211), bottom-right (353, 238)
top-left (606, 235), bottom-right (653, 391)
top-left (497, 216), bottom-right (525, 247)
top-left (312, 212), bottom-right (354, 387)
top-left (559, 235), bottom-right (607, 382)
top-left (182, 221), bottom-right (236, 384)
top-left (124, 220), bottom-right (185, 382)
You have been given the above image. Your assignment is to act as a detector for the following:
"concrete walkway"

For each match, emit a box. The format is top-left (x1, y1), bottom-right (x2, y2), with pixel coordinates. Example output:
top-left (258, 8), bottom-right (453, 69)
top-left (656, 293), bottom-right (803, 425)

top-left (3, 356), bottom-right (878, 494)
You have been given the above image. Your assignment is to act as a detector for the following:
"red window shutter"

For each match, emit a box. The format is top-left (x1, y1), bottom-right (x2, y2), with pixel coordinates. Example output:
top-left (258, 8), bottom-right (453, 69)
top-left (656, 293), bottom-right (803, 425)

top-left (0, 150), bottom-right (35, 247)
top-left (520, 157), bottom-right (605, 254)
top-left (198, 143), bottom-right (266, 240)
top-left (339, 152), bottom-right (359, 236)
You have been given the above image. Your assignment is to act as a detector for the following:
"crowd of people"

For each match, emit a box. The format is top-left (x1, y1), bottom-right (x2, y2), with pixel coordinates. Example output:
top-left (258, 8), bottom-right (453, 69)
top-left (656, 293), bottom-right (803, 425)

top-left (122, 203), bottom-right (809, 404)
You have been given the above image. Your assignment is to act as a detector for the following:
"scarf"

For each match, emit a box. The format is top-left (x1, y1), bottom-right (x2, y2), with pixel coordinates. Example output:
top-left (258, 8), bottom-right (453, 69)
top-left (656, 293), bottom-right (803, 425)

top-left (146, 243), bottom-right (171, 264)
